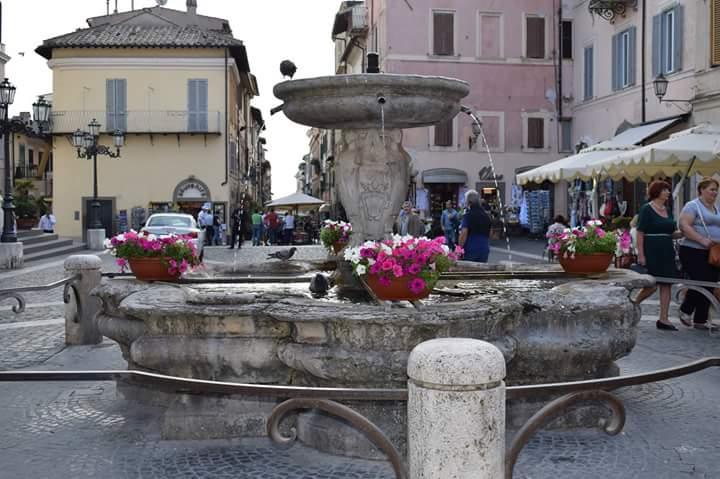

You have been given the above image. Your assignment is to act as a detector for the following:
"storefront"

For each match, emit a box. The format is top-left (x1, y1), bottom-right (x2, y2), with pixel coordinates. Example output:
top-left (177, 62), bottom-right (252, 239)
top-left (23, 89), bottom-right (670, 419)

top-left (170, 177), bottom-right (226, 225)
top-left (420, 168), bottom-right (468, 225)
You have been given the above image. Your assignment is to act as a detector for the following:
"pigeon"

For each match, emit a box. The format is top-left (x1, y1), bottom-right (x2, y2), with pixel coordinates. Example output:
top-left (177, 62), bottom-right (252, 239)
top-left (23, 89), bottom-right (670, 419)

top-left (267, 247), bottom-right (297, 261)
top-left (280, 60), bottom-right (297, 79)
top-left (309, 273), bottom-right (331, 296)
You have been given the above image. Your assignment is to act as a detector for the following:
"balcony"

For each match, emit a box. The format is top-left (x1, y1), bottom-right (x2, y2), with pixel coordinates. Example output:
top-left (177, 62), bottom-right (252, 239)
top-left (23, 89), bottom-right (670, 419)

top-left (15, 165), bottom-right (39, 179)
top-left (588, 0), bottom-right (638, 23)
top-left (332, 5), bottom-right (368, 36)
top-left (49, 110), bottom-right (222, 135)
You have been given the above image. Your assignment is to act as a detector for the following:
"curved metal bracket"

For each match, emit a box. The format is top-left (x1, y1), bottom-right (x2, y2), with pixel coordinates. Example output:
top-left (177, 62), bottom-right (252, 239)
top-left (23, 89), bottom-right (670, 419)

top-left (672, 283), bottom-right (720, 312)
top-left (63, 281), bottom-right (82, 323)
top-left (267, 398), bottom-right (408, 479)
top-left (505, 390), bottom-right (626, 478)
top-left (0, 292), bottom-right (26, 313)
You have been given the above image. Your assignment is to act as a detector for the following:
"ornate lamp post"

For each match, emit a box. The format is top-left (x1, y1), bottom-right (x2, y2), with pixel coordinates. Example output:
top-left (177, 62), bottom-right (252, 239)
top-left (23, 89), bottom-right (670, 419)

top-left (72, 119), bottom-right (124, 231)
top-left (0, 78), bottom-right (20, 243)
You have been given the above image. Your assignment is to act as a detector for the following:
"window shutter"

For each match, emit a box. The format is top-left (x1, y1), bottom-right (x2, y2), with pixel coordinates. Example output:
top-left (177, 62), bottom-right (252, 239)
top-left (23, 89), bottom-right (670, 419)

top-left (674, 5), bottom-right (684, 72)
top-left (188, 80), bottom-right (198, 131)
top-left (611, 34), bottom-right (619, 91)
top-left (628, 27), bottom-right (637, 86)
top-left (116, 79), bottom-right (127, 133)
top-left (713, 0), bottom-right (720, 66)
top-left (527, 118), bottom-right (544, 149)
top-left (106, 79), bottom-right (116, 132)
top-left (434, 119), bottom-right (453, 146)
top-left (433, 13), bottom-right (454, 55)
top-left (527, 17), bottom-right (545, 58)
top-left (584, 46), bottom-right (594, 99)
top-left (652, 14), bottom-right (662, 76)
top-left (198, 79), bottom-right (208, 132)
top-left (562, 21), bottom-right (573, 59)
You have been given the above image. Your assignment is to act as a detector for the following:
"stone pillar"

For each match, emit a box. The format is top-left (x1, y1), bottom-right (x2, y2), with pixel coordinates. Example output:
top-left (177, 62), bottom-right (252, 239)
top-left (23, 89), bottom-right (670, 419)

top-left (64, 254), bottom-right (103, 345)
top-left (87, 228), bottom-right (106, 251)
top-left (0, 243), bottom-right (23, 269)
top-left (407, 338), bottom-right (506, 478)
top-left (335, 129), bottom-right (410, 244)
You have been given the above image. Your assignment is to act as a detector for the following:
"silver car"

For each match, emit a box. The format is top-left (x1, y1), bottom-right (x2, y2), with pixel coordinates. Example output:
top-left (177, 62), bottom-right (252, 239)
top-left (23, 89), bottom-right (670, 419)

top-left (141, 213), bottom-right (204, 260)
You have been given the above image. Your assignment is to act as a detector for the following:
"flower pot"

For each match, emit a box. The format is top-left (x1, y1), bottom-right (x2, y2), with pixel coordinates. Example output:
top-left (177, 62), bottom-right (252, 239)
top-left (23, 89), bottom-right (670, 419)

top-left (364, 275), bottom-right (434, 301)
top-left (128, 257), bottom-right (181, 282)
top-left (332, 241), bottom-right (347, 255)
top-left (559, 253), bottom-right (614, 274)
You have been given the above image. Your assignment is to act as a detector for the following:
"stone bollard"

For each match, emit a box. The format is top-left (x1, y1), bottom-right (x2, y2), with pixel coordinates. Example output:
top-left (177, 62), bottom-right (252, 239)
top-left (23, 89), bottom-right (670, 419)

top-left (87, 228), bottom-right (107, 251)
top-left (407, 338), bottom-right (506, 478)
top-left (64, 254), bottom-right (103, 345)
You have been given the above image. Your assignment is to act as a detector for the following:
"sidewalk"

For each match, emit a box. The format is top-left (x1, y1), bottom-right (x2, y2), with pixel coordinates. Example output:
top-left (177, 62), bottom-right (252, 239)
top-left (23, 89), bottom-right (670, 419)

top-left (0, 246), bottom-right (718, 478)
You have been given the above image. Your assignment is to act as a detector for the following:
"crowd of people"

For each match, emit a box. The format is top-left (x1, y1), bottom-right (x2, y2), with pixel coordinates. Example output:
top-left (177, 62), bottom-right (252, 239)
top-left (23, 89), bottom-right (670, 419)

top-left (545, 177), bottom-right (720, 332)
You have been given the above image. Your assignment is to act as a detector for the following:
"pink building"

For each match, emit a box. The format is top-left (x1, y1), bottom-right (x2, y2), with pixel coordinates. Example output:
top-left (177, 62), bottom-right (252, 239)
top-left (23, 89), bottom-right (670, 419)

top-left (359, 0), bottom-right (573, 223)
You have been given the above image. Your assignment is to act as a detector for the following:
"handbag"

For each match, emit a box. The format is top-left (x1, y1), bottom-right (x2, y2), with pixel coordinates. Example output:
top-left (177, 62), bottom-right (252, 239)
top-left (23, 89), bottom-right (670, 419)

top-left (693, 200), bottom-right (720, 267)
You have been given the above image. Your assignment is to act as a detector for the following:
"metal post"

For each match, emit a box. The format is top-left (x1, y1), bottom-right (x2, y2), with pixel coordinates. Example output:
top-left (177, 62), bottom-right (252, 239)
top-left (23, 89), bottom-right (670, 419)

top-left (1, 119), bottom-right (16, 243)
top-left (90, 148), bottom-right (102, 229)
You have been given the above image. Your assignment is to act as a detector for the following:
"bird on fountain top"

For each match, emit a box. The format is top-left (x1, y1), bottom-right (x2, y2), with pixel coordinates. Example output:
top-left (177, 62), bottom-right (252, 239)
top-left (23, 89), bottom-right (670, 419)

top-left (280, 60), bottom-right (297, 79)
top-left (267, 247), bottom-right (297, 261)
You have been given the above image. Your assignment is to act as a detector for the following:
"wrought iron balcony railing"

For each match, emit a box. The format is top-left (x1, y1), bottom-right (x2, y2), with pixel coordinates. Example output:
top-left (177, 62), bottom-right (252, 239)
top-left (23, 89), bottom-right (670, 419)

top-left (588, 0), bottom-right (638, 23)
top-left (14, 165), bottom-right (39, 179)
top-left (49, 110), bottom-right (222, 135)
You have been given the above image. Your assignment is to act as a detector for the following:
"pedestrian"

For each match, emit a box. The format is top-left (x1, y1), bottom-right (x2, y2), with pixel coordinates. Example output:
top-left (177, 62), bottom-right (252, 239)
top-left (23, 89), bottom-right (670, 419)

top-left (38, 208), bottom-right (56, 234)
top-left (441, 200), bottom-right (459, 249)
top-left (632, 180), bottom-right (682, 331)
top-left (265, 208), bottom-right (278, 245)
top-left (395, 201), bottom-right (425, 237)
top-left (458, 189), bottom-right (491, 262)
top-left (251, 209), bottom-right (263, 246)
top-left (283, 211), bottom-right (295, 245)
top-left (545, 215), bottom-right (568, 262)
top-left (677, 177), bottom-right (720, 331)
top-left (198, 204), bottom-right (214, 247)
top-left (212, 213), bottom-right (222, 245)
top-left (228, 204), bottom-right (245, 249)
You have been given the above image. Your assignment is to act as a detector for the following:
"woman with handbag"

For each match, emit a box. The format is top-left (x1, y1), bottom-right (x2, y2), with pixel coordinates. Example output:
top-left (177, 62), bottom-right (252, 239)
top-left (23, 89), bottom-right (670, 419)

top-left (678, 177), bottom-right (720, 330)
top-left (634, 181), bottom-right (682, 330)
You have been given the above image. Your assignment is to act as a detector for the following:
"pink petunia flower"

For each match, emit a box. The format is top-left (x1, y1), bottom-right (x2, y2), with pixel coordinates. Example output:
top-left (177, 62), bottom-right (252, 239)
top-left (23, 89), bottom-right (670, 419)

top-left (409, 277), bottom-right (426, 295)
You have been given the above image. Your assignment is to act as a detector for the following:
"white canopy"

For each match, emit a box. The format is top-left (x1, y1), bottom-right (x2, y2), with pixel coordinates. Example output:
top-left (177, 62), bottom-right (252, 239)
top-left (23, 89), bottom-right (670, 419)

top-left (589, 124), bottom-right (720, 180)
top-left (516, 141), bottom-right (637, 185)
top-left (265, 192), bottom-right (325, 209)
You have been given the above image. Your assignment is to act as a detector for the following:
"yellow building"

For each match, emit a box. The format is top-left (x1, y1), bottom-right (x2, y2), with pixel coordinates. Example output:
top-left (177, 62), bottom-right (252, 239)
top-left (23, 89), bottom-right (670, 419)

top-left (35, 2), bottom-right (260, 239)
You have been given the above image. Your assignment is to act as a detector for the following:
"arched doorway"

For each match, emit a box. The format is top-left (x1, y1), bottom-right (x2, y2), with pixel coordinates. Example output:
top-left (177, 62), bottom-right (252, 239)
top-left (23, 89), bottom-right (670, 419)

top-left (173, 177), bottom-right (212, 219)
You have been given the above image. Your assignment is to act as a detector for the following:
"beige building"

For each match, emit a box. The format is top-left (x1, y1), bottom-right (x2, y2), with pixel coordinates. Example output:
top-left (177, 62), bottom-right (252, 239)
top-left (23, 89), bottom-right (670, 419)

top-left (12, 112), bottom-right (53, 200)
top-left (36, 2), bottom-right (260, 239)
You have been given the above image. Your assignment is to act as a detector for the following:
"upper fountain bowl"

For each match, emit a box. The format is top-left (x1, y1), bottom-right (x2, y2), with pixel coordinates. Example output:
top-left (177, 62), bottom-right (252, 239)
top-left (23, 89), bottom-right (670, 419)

top-left (273, 74), bottom-right (470, 130)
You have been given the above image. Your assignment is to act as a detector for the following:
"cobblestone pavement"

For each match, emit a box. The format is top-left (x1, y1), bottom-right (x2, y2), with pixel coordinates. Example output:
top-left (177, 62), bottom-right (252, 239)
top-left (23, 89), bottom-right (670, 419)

top-left (0, 246), bottom-right (717, 478)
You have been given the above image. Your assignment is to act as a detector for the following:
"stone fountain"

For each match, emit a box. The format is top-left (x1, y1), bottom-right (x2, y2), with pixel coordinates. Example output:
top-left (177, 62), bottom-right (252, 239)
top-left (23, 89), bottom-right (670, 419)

top-left (93, 71), bottom-right (652, 460)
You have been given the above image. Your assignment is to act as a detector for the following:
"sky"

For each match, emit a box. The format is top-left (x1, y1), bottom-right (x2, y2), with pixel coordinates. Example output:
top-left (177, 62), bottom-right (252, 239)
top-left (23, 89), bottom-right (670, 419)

top-left (3, 0), bottom-right (342, 198)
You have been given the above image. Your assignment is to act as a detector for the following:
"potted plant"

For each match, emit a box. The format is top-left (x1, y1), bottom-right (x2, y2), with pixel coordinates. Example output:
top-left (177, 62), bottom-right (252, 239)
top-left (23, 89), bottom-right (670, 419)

top-left (104, 230), bottom-right (202, 281)
top-left (13, 179), bottom-right (39, 230)
top-left (320, 219), bottom-right (353, 254)
top-left (547, 220), bottom-right (622, 274)
top-left (344, 235), bottom-right (463, 301)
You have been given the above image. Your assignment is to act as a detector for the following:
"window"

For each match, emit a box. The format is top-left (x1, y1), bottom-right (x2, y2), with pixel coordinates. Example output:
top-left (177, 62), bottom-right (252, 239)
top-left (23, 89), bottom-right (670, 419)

top-left (479, 13), bottom-right (502, 58)
top-left (188, 79), bottom-right (209, 132)
top-left (713, 0), bottom-right (720, 66)
top-left (481, 116), bottom-right (500, 149)
top-left (526, 16), bottom-right (545, 59)
top-left (584, 45), bottom-right (594, 100)
top-left (652, 5), bottom-right (684, 75)
top-left (433, 11), bottom-right (454, 56)
top-left (612, 27), bottom-right (636, 90)
top-left (106, 79), bottom-right (127, 132)
top-left (560, 119), bottom-right (573, 153)
top-left (561, 21), bottom-right (573, 59)
top-left (527, 117), bottom-right (544, 149)
top-left (18, 144), bottom-right (25, 164)
top-left (434, 119), bottom-right (453, 147)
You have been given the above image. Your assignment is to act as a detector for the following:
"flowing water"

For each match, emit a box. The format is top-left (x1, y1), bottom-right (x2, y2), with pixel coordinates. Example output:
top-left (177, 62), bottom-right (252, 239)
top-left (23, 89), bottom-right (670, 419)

top-left (462, 109), bottom-right (513, 267)
top-left (380, 103), bottom-right (385, 146)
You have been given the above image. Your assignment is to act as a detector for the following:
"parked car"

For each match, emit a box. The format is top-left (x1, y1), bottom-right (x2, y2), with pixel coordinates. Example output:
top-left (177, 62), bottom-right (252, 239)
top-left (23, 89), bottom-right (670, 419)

top-left (141, 213), bottom-right (204, 260)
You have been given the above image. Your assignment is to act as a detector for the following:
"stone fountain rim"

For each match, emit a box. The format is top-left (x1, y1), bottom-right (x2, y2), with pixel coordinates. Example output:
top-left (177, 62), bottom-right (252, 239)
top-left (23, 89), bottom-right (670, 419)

top-left (273, 73), bottom-right (471, 99)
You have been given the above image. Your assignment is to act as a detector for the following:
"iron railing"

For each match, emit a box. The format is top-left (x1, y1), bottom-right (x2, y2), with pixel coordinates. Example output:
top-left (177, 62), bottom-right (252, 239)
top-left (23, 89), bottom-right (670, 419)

top-left (50, 110), bottom-right (222, 135)
top-left (0, 275), bottom-right (80, 316)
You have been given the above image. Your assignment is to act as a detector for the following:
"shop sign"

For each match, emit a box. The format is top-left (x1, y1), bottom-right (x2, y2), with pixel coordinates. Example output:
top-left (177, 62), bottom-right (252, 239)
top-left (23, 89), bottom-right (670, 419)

top-left (175, 180), bottom-right (210, 200)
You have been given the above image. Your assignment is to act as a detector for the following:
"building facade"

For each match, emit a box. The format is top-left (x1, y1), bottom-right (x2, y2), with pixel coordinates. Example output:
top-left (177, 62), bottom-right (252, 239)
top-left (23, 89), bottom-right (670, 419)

top-left (36, 2), bottom-right (260, 239)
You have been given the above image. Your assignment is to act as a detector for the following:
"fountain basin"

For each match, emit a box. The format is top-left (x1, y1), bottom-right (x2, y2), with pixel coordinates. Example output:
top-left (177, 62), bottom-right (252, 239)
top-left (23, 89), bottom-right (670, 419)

top-left (273, 74), bottom-right (470, 129)
top-left (93, 266), bottom-right (652, 458)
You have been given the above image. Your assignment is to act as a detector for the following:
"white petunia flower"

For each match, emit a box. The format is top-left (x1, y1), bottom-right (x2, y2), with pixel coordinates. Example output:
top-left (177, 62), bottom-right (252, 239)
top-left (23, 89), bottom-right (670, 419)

top-left (355, 264), bottom-right (366, 275)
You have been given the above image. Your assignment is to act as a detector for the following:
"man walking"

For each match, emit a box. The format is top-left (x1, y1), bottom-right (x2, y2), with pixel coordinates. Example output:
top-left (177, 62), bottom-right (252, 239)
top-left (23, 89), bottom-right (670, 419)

top-left (265, 208), bottom-right (278, 245)
top-left (228, 204), bottom-right (245, 249)
top-left (395, 201), bottom-right (425, 237)
top-left (441, 200), bottom-right (459, 249)
top-left (198, 204), bottom-right (214, 246)
top-left (283, 211), bottom-right (295, 245)
top-left (251, 209), bottom-right (264, 246)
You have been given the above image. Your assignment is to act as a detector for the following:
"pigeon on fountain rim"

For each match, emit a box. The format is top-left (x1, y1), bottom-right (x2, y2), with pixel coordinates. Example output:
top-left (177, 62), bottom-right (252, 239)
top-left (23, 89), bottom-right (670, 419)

top-left (267, 247), bottom-right (297, 261)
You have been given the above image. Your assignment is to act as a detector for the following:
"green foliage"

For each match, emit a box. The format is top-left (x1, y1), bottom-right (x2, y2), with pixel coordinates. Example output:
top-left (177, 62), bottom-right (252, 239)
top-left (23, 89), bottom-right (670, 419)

top-left (13, 179), bottom-right (38, 219)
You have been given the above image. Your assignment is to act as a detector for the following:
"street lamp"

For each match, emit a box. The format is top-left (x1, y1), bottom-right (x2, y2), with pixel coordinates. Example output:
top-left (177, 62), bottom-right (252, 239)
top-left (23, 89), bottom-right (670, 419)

top-left (653, 73), bottom-right (691, 104)
top-left (0, 78), bottom-right (22, 243)
top-left (32, 96), bottom-right (51, 125)
top-left (73, 119), bottom-right (124, 230)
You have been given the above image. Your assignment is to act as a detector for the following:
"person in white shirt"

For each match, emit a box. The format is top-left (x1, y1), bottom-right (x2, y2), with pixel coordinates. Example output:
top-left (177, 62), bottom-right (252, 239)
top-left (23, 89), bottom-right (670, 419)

top-left (283, 212), bottom-right (295, 245)
top-left (38, 210), bottom-right (57, 233)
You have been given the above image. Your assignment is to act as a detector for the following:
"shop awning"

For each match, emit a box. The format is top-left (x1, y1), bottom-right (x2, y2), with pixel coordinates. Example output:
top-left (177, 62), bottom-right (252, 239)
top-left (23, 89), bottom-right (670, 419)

top-left (422, 168), bottom-right (468, 184)
top-left (516, 141), bottom-right (637, 185)
top-left (266, 192), bottom-right (325, 210)
top-left (610, 117), bottom-right (684, 145)
top-left (588, 124), bottom-right (720, 180)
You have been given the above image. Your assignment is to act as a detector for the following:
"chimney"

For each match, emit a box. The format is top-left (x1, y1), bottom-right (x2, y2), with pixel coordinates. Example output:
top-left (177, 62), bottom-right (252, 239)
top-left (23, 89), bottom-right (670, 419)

top-left (187, 0), bottom-right (197, 14)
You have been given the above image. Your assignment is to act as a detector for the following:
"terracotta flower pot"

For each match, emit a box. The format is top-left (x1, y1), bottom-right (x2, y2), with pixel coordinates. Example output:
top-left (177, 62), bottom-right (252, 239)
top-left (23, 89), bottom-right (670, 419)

top-left (364, 275), bottom-right (434, 301)
top-left (128, 257), bottom-right (181, 282)
top-left (332, 241), bottom-right (347, 255)
top-left (559, 253), bottom-right (614, 274)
